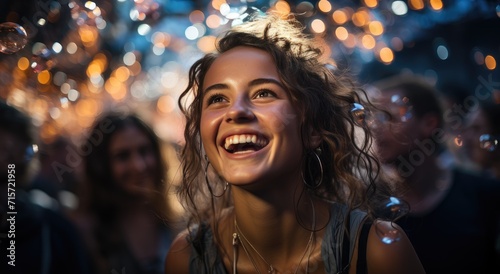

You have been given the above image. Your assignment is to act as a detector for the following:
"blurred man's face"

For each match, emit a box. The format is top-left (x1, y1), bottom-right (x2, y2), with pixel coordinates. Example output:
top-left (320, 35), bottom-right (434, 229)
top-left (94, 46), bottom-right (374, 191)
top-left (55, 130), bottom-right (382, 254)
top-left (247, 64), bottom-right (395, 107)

top-left (461, 109), bottom-right (499, 169)
top-left (370, 89), bottom-right (422, 163)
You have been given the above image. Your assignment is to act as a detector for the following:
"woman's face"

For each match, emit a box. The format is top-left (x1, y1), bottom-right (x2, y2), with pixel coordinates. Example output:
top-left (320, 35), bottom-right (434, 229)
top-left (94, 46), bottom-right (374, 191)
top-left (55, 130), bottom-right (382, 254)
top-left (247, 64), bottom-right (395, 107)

top-left (108, 125), bottom-right (158, 195)
top-left (199, 46), bottom-right (303, 187)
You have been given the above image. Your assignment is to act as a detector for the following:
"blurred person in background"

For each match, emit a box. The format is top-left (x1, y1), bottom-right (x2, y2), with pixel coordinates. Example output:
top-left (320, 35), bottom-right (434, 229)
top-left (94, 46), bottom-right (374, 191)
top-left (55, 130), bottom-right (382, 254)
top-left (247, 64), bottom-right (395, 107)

top-left (0, 100), bottom-right (92, 274)
top-left (28, 136), bottom-right (82, 213)
top-left (369, 74), bottom-right (500, 274)
top-left (460, 100), bottom-right (500, 179)
top-left (78, 111), bottom-right (179, 274)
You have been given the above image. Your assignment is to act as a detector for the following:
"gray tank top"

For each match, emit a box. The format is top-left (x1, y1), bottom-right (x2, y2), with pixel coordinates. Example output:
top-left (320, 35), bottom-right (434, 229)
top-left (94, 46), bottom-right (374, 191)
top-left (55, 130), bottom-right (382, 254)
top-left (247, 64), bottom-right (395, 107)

top-left (187, 203), bottom-right (367, 274)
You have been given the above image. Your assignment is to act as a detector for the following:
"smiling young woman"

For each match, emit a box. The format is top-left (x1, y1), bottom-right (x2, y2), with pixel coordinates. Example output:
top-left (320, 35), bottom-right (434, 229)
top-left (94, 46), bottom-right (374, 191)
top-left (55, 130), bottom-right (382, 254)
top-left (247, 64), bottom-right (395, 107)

top-left (165, 13), bottom-right (425, 274)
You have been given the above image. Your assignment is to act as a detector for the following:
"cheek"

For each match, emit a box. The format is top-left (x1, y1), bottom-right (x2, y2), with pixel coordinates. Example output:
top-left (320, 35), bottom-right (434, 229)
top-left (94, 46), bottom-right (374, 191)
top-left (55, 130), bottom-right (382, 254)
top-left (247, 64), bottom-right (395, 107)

top-left (266, 106), bottom-right (299, 133)
top-left (201, 112), bottom-right (224, 143)
top-left (200, 113), bottom-right (224, 167)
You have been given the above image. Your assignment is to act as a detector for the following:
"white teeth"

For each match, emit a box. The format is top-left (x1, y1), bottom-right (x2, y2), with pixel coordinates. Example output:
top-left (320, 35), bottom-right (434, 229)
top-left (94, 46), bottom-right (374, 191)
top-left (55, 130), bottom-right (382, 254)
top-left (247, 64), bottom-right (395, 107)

top-left (224, 134), bottom-right (266, 150)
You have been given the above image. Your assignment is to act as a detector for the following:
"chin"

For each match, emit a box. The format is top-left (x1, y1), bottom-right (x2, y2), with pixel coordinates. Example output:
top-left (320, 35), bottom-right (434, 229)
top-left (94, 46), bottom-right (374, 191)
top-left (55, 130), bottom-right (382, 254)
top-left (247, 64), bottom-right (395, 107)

top-left (223, 175), bottom-right (255, 186)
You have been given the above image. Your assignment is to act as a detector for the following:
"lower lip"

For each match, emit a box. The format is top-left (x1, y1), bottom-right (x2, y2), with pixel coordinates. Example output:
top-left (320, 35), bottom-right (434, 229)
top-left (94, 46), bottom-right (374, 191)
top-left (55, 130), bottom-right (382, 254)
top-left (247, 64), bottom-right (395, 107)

top-left (221, 145), bottom-right (267, 159)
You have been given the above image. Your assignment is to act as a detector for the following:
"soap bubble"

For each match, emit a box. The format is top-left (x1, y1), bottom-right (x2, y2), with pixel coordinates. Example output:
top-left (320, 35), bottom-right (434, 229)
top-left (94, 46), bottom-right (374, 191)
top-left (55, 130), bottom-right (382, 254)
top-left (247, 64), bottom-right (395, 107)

top-left (231, 7), bottom-right (266, 26)
top-left (351, 103), bottom-right (368, 125)
top-left (220, 0), bottom-right (248, 20)
top-left (479, 134), bottom-right (498, 152)
top-left (390, 94), bottom-right (413, 122)
top-left (374, 196), bottom-right (409, 244)
top-left (0, 22), bottom-right (28, 54)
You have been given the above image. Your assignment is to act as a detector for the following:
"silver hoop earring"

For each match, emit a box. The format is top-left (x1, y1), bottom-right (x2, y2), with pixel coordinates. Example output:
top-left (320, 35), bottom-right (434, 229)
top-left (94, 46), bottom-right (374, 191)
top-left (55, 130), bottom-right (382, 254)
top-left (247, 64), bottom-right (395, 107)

top-left (302, 149), bottom-right (323, 189)
top-left (204, 155), bottom-right (229, 197)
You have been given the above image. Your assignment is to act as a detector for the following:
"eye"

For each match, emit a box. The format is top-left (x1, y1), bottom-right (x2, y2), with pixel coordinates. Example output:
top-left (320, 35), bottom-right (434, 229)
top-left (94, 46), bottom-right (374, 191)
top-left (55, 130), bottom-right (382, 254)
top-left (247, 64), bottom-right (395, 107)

top-left (206, 93), bottom-right (226, 105)
top-left (114, 150), bottom-right (130, 162)
top-left (254, 89), bottom-right (276, 99)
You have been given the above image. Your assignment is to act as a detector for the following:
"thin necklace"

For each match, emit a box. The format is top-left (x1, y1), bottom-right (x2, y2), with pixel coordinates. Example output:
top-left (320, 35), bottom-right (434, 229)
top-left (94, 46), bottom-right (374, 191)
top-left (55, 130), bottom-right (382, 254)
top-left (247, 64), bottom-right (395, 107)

top-left (232, 202), bottom-right (316, 274)
top-left (234, 219), bottom-right (275, 274)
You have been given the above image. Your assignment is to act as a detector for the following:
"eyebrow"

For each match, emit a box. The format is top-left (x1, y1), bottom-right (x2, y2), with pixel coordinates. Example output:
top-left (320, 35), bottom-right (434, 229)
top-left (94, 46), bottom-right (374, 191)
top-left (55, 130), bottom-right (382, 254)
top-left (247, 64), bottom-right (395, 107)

top-left (203, 78), bottom-right (285, 94)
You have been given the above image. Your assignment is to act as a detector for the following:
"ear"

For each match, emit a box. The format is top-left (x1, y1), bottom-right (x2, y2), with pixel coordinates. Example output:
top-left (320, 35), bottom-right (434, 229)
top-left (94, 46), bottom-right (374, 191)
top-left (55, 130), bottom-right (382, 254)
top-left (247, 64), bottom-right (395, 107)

top-left (308, 129), bottom-right (323, 149)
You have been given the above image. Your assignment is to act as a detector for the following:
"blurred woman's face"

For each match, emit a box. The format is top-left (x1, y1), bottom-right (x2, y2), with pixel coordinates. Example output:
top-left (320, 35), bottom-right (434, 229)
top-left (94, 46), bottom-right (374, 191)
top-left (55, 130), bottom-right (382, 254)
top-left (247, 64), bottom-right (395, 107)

top-left (108, 125), bottom-right (158, 195)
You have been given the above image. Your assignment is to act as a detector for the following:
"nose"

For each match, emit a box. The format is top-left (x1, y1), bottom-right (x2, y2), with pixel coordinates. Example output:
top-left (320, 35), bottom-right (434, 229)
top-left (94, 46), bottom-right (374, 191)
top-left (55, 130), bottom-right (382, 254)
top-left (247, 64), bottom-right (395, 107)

top-left (225, 96), bottom-right (255, 123)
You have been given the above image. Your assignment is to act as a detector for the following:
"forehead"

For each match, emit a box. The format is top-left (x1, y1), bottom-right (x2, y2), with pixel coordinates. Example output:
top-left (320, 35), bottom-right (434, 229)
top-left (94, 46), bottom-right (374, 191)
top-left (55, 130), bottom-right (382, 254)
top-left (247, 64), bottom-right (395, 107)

top-left (109, 126), bottom-right (149, 147)
top-left (203, 46), bottom-right (279, 88)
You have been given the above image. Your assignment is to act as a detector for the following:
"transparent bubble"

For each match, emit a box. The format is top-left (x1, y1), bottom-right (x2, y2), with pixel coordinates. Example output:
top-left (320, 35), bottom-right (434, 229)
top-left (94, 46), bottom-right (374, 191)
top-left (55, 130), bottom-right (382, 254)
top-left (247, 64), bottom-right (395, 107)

top-left (479, 134), bottom-right (498, 152)
top-left (231, 6), bottom-right (265, 26)
top-left (391, 94), bottom-right (413, 122)
top-left (351, 103), bottom-right (393, 129)
top-left (0, 22), bottom-right (28, 54)
top-left (378, 196), bottom-right (410, 221)
top-left (296, 1), bottom-right (315, 17)
top-left (220, 0), bottom-right (248, 20)
top-left (351, 103), bottom-right (368, 125)
top-left (374, 196), bottom-right (409, 244)
top-left (496, 4), bottom-right (500, 18)
top-left (31, 48), bottom-right (56, 73)
top-left (375, 225), bottom-right (402, 244)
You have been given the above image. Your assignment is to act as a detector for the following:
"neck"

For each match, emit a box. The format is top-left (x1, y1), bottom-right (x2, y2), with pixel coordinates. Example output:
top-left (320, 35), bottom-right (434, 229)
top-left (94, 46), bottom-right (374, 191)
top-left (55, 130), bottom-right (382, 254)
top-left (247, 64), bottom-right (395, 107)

top-left (229, 180), bottom-right (327, 272)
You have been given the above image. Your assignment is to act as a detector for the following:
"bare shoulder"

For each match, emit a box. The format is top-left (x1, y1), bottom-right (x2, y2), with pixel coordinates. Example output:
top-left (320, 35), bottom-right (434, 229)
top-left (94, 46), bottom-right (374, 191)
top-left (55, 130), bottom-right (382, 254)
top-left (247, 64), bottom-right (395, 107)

top-left (365, 220), bottom-right (425, 274)
top-left (165, 229), bottom-right (192, 274)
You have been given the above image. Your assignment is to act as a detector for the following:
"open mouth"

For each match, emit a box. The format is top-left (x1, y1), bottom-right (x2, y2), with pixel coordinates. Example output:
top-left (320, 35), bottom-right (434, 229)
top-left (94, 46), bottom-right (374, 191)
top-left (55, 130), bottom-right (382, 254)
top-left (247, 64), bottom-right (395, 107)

top-left (223, 134), bottom-right (268, 154)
